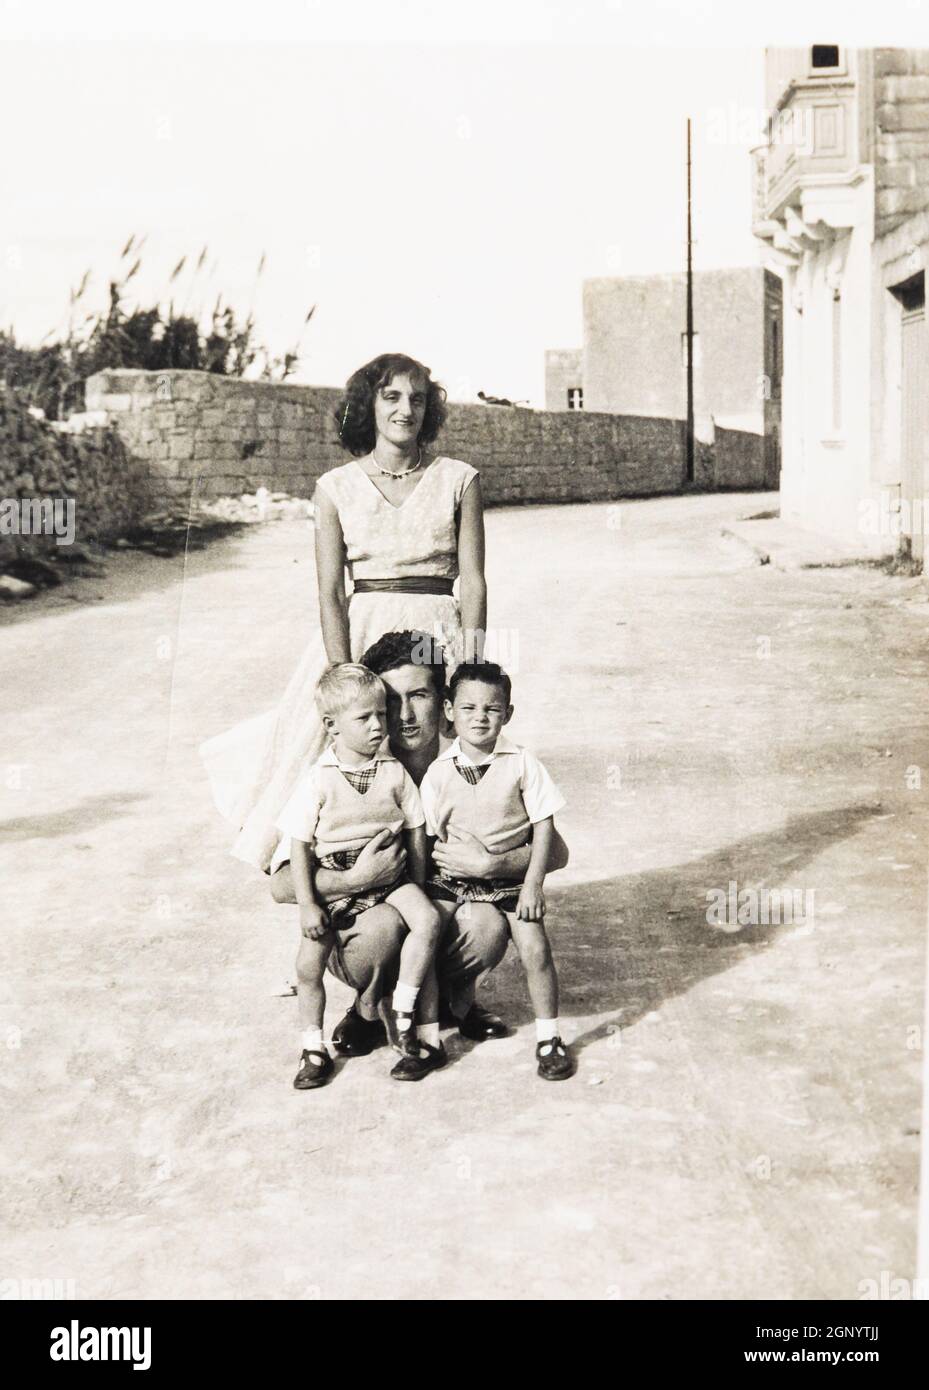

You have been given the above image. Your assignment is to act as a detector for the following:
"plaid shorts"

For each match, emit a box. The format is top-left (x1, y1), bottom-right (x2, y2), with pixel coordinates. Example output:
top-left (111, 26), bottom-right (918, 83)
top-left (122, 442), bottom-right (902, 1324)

top-left (317, 845), bottom-right (406, 924)
top-left (426, 872), bottom-right (522, 914)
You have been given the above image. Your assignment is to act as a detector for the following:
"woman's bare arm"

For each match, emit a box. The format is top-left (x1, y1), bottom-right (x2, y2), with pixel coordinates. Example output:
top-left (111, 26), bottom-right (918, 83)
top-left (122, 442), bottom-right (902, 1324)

top-left (314, 484), bottom-right (351, 665)
top-left (457, 475), bottom-right (487, 663)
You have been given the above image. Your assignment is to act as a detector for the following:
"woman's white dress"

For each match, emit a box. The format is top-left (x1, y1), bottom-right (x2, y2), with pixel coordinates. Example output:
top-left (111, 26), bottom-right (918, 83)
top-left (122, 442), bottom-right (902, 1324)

top-left (200, 454), bottom-right (478, 873)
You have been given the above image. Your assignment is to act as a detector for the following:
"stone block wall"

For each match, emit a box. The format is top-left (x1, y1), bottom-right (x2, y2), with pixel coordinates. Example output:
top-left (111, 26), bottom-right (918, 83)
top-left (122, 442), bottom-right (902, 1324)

top-left (84, 368), bottom-right (768, 508)
top-left (715, 425), bottom-right (766, 491)
top-left (873, 48), bottom-right (929, 238)
top-left (85, 371), bottom-right (345, 503)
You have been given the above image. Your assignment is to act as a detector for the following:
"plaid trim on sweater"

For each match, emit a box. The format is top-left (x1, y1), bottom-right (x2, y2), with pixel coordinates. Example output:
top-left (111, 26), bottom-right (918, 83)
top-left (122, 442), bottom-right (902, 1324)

top-left (337, 764), bottom-right (378, 794)
top-left (452, 758), bottom-right (489, 786)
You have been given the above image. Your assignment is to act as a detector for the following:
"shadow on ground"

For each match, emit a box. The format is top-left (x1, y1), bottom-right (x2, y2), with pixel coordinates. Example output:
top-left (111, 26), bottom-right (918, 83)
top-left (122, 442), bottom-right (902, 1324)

top-left (0, 791), bottom-right (148, 841)
top-left (473, 800), bottom-right (885, 1043)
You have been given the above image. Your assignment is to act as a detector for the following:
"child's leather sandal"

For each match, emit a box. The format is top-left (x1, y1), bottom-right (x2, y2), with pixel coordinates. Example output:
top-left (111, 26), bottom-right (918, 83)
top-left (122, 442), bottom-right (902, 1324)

top-left (390, 1040), bottom-right (448, 1082)
top-left (293, 1049), bottom-right (335, 1090)
top-left (536, 1036), bottom-right (574, 1081)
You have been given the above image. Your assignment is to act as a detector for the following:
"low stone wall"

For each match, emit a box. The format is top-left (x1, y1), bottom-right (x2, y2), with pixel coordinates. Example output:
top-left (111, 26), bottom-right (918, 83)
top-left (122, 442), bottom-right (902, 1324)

top-left (0, 385), bottom-right (153, 566)
top-left (85, 369), bottom-right (767, 506)
top-left (715, 425), bottom-right (765, 491)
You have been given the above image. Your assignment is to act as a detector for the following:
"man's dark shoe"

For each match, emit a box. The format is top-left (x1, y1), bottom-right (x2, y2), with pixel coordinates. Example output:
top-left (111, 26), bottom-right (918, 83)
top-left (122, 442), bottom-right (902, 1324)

top-left (536, 1036), bottom-right (575, 1081)
top-left (293, 1049), bottom-right (335, 1090)
top-left (390, 1039), bottom-right (448, 1082)
top-left (458, 1002), bottom-right (509, 1042)
top-left (331, 1004), bottom-right (386, 1056)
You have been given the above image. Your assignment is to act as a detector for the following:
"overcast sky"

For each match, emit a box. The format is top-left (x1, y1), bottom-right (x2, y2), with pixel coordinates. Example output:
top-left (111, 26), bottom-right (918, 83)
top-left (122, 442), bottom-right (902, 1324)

top-left (1, 3), bottom-right (923, 404)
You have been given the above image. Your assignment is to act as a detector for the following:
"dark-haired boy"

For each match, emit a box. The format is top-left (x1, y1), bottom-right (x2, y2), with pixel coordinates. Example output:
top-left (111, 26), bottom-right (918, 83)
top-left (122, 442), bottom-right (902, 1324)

top-left (420, 661), bottom-right (575, 1080)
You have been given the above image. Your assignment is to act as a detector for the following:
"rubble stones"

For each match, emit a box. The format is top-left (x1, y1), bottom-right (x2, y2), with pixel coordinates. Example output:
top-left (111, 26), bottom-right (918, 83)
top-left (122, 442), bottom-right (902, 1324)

top-left (0, 574), bottom-right (36, 600)
top-left (0, 383), bottom-right (154, 571)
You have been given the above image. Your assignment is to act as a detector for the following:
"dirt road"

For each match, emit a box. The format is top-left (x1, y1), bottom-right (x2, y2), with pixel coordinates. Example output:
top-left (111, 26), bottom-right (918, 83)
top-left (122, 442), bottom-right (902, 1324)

top-left (2, 491), bottom-right (926, 1299)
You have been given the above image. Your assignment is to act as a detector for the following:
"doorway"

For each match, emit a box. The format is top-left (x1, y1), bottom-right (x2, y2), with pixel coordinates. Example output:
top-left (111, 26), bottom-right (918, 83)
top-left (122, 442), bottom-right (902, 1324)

top-left (897, 273), bottom-right (927, 563)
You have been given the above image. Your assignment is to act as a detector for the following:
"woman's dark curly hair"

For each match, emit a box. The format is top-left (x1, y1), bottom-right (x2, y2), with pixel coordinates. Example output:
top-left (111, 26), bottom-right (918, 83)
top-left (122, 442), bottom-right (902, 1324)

top-left (334, 353), bottom-right (447, 456)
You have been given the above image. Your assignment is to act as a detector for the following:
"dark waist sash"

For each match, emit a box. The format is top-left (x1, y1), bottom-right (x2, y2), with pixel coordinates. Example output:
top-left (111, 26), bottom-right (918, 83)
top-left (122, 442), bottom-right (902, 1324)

top-left (352, 576), bottom-right (455, 596)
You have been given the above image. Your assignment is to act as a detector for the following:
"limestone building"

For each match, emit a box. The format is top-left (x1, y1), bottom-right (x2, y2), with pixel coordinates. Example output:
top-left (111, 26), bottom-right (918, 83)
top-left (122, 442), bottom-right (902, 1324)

top-left (546, 266), bottom-right (782, 488)
top-left (752, 46), bottom-right (929, 562)
top-left (544, 349), bottom-right (584, 414)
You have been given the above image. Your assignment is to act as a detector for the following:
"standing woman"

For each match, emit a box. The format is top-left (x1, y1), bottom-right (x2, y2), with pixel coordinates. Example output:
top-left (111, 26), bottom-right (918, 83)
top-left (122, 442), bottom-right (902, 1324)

top-left (201, 352), bottom-right (486, 875)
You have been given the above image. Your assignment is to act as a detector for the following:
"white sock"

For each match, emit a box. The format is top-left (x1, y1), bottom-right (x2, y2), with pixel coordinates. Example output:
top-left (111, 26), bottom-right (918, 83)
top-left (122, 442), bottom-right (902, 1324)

top-left (535, 1018), bottom-right (559, 1048)
top-left (301, 1027), bottom-right (325, 1054)
top-left (419, 1022), bottom-right (440, 1048)
top-left (393, 982), bottom-right (420, 1024)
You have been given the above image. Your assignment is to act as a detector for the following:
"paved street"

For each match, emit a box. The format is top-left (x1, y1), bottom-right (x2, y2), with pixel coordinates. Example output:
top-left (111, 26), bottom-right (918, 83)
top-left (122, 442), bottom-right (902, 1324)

top-left (2, 490), bottom-right (927, 1300)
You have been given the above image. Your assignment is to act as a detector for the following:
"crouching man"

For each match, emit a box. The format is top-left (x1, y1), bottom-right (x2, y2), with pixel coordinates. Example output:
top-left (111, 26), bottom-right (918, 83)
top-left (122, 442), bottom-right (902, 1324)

top-left (270, 629), bottom-right (569, 1054)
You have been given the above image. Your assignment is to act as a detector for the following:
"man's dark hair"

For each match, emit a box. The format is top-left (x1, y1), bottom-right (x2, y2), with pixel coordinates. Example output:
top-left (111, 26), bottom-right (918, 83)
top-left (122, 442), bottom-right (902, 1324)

top-left (448, 660), bottom-right (511, 706)
top-left (334, 353), bottom-right (448, 456)
top-left (360, 629), bottom-right (447, 698)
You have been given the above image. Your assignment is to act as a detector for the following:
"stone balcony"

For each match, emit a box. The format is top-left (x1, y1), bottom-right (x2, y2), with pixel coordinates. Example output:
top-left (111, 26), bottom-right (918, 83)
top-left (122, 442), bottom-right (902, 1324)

top-left (752, 75), bottom-right (869, 264)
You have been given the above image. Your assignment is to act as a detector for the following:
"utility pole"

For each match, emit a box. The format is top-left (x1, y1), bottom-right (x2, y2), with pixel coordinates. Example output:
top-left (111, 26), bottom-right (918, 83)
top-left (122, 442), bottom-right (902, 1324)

top-left (685, 116), bottom-right (695, 485)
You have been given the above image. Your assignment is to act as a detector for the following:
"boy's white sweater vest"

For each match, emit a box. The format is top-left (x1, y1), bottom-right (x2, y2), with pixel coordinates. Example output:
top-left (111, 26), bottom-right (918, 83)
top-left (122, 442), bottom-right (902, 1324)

top-left (314, 763), bottom-right (407, 856)
top-left (426, 755), bottom-right (531, 853)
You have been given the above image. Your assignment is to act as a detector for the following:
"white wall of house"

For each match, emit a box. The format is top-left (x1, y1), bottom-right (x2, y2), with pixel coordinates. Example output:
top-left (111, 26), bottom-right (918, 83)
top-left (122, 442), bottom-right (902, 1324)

top-left (778, 170), bottom-right (890, 554)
